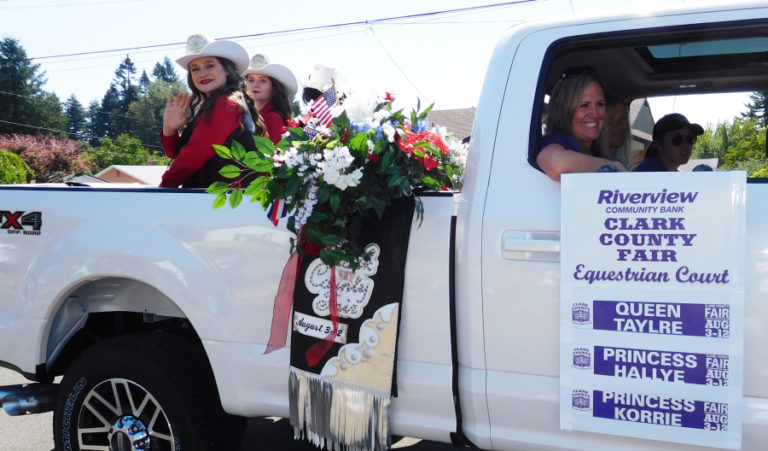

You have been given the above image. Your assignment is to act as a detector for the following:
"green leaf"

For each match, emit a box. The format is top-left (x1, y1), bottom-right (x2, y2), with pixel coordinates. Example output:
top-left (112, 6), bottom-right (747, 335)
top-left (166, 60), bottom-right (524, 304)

top-left (317, 184), bottom-right (331, 204)
top-left (388, 174), bottom-right (407, 188)
top-left (348, 133), bottom-right (368, 159)
top-left (231, 140), bottom-right (246, 162)
top-left (422, 176), bottom-right (440, 189)
top-left (213, 193), bottom-right (227, 209)
top-left (308, 211), bottom-right (329, 222)
top-left (219, 165), bottom-right (242, 179)
top-left (417, 103), bottom-right (434, 121)
top-left (284, 175), bottom-right (301, 197)
top-left (305, 227), bottom-right (325, 243)
top-left (244, 154), bottom-right (275, 172)
top-left (213, 144), bottom-right (232, 160)
top-left (319, 248), bottom-right (348, 267)
top-left (229, 188), bottom-right (243, 208)
top-left (380, 150), bottom-right (394, 171)
top-left (330, 193), bottom-right (341, 212)
top-left (321, 233), bottom-right (344, 247)
top-left (253, 135), bottom-right (276, 155)
top-left (206, 181), bottom-right (229, 195)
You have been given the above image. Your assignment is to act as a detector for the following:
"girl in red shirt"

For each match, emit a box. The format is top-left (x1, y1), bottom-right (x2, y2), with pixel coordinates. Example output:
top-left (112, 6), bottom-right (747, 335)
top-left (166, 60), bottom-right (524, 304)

top-left (242, 54), bottom-right (298, 144)
top-left (160, 33), bottom-right (266, 188)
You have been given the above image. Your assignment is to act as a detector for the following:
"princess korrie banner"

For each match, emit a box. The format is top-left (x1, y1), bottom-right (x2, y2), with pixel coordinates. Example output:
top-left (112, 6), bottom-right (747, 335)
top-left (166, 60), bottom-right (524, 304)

top-left (560, 172), bottom-right (746, 449)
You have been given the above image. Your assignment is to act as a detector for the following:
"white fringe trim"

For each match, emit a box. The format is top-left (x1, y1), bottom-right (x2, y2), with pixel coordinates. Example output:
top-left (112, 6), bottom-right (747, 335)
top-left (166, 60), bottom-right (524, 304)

top-left (289, 367), bottom-right (391, 451)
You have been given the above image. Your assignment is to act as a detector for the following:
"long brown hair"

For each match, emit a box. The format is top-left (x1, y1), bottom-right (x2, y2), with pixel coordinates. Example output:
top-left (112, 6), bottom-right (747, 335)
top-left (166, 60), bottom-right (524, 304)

top-left (268, 76), bottom-right (293, 120)
top-left (186, 57), bottom-right (267, 135)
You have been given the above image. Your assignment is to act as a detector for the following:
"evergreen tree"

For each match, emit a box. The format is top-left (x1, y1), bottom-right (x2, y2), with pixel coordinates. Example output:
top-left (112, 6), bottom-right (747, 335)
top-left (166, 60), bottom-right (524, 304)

top-left (113, 55), bottom-right (139, 134)
top-left (139, 70), bottom-right (150, 94)
top-left (64, 95), bottom-right (87, 141)
top-left (128, 78), bottom-right (186, 150)
top-left (92, 84), bottom-right (121, 140)
top-left (152, 57), bottom-right (180, 83)
top-left (0, 37), bottom-right (64, 135)
top-left (742, 91), bottom-right (768, 128)
top-left (86, 100), bottom-right (101, 145)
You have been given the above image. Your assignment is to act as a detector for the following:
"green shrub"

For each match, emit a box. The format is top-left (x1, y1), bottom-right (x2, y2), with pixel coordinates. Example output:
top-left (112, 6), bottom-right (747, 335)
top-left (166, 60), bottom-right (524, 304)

top-left (0, 148), bottom-right (34, 183)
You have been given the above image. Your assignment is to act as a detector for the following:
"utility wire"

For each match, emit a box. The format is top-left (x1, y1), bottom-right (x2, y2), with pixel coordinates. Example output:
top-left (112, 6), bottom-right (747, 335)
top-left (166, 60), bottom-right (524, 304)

top-left (30, 0), bottom-right (542, 60)
top-left (366, 25), bottom-right (430, 103)
top-left (0, 89), bottom-right (156, 123)
top-left (0, 119), bottom-right (165, 152)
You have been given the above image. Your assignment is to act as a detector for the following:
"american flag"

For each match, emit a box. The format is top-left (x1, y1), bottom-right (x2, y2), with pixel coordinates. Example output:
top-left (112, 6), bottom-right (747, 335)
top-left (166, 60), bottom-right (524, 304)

top-left (310, 85), bottom-right (337, 127)
top-left (266, 199), bottom-right (287, 226)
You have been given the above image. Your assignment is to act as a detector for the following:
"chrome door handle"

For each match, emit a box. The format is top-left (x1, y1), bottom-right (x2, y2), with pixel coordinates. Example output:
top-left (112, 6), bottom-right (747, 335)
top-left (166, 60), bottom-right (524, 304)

top-left (501, 231), bottom-right (560, 261)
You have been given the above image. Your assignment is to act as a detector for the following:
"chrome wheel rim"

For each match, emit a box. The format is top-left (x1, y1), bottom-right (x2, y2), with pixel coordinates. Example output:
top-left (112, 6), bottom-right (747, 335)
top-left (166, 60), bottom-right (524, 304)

top-left (77, 378), bottom-right (175, 451)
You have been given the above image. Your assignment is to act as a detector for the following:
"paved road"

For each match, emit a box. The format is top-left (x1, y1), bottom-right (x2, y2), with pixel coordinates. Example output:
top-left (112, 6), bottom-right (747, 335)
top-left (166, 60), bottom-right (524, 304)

top-left (0, 368), bottom-right (462, 450)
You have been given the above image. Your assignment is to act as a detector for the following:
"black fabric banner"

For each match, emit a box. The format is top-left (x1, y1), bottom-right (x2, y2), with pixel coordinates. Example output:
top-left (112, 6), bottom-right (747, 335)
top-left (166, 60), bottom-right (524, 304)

top-left (289, 196), bottom-right (415, 451)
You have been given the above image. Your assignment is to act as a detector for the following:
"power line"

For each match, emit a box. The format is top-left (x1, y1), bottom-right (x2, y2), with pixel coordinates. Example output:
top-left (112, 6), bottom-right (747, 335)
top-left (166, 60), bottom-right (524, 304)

top-left (0, 119), bottom-right (164, 152)
top-left (30, 0), bottom-right (542, 61)
top-left (366, 25), bottom-right (430, 103)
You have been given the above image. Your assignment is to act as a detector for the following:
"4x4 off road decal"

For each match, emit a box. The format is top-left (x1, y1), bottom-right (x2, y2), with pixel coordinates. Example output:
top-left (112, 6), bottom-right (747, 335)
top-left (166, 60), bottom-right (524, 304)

top-left (1, 210), bottom-right (43, 235)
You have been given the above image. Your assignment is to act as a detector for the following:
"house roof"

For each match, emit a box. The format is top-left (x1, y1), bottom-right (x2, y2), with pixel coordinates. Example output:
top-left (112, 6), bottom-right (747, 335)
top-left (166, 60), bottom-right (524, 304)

top-left (95, 165), bottom-right (167, 186)
top-left (427, 107), bottom-right (477, 141)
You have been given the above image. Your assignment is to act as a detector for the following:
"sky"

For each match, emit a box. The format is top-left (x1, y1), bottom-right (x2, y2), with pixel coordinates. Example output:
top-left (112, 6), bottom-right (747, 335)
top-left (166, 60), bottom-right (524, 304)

top-left (0, 0), bottom-right (757, 132)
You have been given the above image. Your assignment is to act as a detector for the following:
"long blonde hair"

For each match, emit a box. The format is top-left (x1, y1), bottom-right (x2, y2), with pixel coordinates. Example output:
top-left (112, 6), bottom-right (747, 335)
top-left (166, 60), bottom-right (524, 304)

top-left (546, 66), bottom-right (608, 157)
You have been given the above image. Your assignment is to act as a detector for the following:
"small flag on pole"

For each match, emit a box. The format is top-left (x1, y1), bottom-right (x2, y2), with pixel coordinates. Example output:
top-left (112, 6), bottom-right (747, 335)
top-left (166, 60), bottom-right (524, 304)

top-left (266, 199), bottom-right (287, 226)
top-left (310, 85), bottom-right (337, 127)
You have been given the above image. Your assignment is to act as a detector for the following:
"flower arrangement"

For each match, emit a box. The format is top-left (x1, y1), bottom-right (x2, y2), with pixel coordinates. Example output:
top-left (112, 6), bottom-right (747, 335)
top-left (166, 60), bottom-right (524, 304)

top-left (207, 92), bottom-right (467, 268)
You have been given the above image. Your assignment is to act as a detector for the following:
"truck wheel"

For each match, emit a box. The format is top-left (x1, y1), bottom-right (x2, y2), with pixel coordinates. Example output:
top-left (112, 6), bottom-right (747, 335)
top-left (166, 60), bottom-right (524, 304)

top-left (53, 331), bottom-right (244, 450)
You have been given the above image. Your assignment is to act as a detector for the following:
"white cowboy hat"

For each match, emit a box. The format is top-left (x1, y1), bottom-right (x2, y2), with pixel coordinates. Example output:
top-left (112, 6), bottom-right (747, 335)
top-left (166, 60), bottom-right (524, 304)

top-left (303, 63), bottom-right (345, 92)
top-left (242, 54), bottom-right (298, 100)
top-left (175, 33), bottom-right (249, 74)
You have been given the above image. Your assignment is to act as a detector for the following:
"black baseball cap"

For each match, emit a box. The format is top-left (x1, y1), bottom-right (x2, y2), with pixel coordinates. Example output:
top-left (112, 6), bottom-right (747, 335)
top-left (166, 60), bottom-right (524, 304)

top-left (652, 113), bottom-right (704, 141)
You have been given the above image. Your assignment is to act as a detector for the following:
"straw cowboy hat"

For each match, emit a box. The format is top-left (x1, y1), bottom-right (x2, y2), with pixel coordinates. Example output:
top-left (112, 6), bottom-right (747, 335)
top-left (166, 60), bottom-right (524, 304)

top-left (242, 54), bottom-right (299, 100)
top-left (175, 33), bottom-right (250, 74)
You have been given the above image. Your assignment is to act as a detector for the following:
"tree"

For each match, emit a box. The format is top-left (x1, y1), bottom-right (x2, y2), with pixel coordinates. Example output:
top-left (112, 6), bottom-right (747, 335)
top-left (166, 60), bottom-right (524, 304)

top-left (0, 37), bottom-right (65, 136)
top-left (152, 57), bottom-right (180, 83)
top-left (65, 95), bottom-right (87, 141)
top-left (138, 70), bottom-right (150, 95)
top-left (128, 78), bottom-right (186, 150)
top-left (742, 91), bottom-right (768, 128)
top-left (0, 134), bottom-right (93, 182)
top-left (91, 84), bottom-right (121, 140)
top-left (85, 100), bottom-right (101, 144)
top-left (85, 133), bottom-right (169, 172)
top-left (113, 55), bottom-right (139, 134)
top-left (0, 148), bottom-right (34, 183)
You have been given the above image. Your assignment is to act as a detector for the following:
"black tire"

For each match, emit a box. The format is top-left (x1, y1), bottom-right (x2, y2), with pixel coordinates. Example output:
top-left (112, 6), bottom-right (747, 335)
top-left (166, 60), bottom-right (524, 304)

top-left (53, 331), bottom-right (245, 451)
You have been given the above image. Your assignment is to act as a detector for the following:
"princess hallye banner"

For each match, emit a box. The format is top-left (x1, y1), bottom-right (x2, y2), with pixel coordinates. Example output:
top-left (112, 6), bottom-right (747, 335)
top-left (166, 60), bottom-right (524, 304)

top-left (560, 172), bottom-right (745, 449)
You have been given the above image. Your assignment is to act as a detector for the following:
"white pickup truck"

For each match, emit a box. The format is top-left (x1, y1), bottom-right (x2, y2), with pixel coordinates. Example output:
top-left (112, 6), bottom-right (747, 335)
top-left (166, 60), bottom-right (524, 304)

top-left (2, 2), bottom-right (768, 450)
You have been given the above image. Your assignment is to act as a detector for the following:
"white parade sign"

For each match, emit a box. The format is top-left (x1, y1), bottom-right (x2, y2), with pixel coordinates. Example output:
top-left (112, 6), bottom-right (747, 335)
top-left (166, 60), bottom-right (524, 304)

top-left (560, 172), bottom-right (746, 449)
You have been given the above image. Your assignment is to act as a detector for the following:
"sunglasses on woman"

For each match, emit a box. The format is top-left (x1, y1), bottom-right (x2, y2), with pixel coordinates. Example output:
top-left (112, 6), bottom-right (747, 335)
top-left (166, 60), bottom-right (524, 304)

top-left (670, 134), bottom-right (696, 146)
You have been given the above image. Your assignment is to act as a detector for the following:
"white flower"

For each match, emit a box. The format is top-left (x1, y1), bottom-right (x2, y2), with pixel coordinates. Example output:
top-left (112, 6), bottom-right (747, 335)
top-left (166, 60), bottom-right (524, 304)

top-left (317, 146), bottom-right (361, 191)
top-left (373, 108), bottom-right (391, 122)
top-left (381, 122), bottom-right (396, 143)
top-left (343, 93), bottom-right (378, 123)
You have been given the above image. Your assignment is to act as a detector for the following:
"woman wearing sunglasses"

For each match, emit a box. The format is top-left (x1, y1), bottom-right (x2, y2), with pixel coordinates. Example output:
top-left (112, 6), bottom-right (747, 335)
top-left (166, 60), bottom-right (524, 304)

top-left (536, 66), bottom-right (627, 181)
top-left (633, 113), bottom-right (703, 172)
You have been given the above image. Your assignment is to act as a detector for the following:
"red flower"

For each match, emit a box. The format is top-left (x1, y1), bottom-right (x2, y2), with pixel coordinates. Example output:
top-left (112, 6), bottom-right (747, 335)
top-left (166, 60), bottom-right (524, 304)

top-left (280, 126), bottom-right (288, 135)
top-left (342, 128), bottom-right (349, 143)
top-left (368, 153), bottom-right (381, 163)
top-left (397, 130), bottom-right (446, 170)
top-left (385, 92), bottom-right (395, 103)
top-left (286, 119), bottom-right (300, 128)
